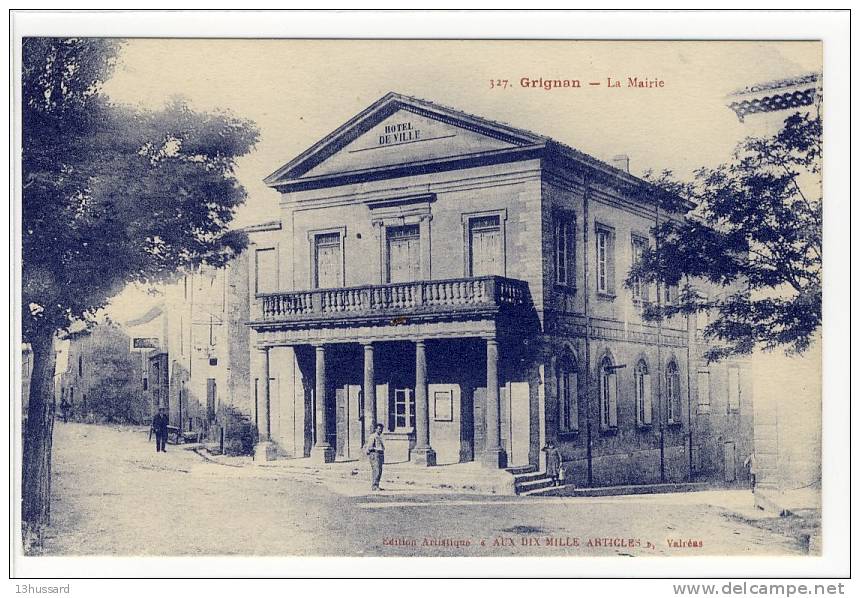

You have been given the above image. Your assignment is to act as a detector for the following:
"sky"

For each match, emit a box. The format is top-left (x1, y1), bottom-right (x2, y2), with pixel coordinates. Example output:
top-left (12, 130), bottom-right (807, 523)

top-left (99, 39), bottom-right (821, 321)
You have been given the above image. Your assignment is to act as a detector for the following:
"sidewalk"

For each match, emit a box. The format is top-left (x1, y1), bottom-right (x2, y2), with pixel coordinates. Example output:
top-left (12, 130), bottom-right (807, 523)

top-left (193, 448), bottom-right (517, 495)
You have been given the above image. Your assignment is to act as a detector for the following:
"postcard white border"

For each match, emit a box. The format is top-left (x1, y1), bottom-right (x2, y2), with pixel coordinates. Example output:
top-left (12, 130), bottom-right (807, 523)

top-left (6, 8), bottom-right (851, 583)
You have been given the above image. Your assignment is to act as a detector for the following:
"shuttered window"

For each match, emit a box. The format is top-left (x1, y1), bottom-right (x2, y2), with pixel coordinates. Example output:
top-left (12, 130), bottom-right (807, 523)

top-left (314, 232), bottom-right (342, 289)
top-left (728, 367), bottom-right (741, 412)
top-left (697, 371), bottom-right (711, 414)
top-left (600, 356), bottom-right (618, 430)
top-left (555, 214), bottom-right (576, 287)
top-left (596, 226), bottom-right (616, 295)
top-left (557, 356), bottom-right (578, 432)
top-left (667, 361), bottom-right (682, 424)
top-left (469, 216), bottom-right (502, 277)
top-left (635, 360), bottom-right (652, 425)
top-left (387, 225), bottom-right (420, 283)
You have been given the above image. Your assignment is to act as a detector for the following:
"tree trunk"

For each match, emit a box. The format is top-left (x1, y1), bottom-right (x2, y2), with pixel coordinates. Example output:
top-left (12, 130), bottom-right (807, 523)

top-left (22, 327), bottom-right (57, 545)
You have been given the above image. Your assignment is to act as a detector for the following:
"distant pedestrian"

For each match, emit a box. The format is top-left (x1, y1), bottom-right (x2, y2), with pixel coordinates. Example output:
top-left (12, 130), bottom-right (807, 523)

top-left (542, 441), bottom-right (563, 486)
top-left (152, 406), bottom-right (169, 453)
top-left (59, 397), bottom-right (71, 423)
top-left (743, 452), bottom-right (757, 493)
top-left (365, 423), bottom-right (385, 491)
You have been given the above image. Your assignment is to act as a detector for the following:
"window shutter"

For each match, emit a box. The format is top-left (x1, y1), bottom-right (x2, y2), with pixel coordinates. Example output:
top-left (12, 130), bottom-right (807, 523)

top-left (608, 373), bottom-right (618, 427)
top-left (567, 220), bottom-right (576, 286)
top-left (642, 374), bottom-right (652, 424)
top-left (607, 231), bottom-right (616, 293)
top-left (697, 371), bottom-right (710, 413)
top-left (728, 368), bottom-right (740, 412)
top-left (569, 372), bottom-right (579, 430)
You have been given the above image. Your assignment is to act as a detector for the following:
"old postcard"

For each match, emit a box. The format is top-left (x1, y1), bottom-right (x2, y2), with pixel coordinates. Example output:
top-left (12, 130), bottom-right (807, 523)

top-left (11, 10), bottom-right (849, 582)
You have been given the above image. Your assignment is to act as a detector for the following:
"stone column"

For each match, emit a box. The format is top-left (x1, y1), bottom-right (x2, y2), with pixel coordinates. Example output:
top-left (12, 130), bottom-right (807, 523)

top-left (363, 342), bottom-right (377, 438)
top-left (310, 344), bottom-right (335, 463)
top-left (482, 337), bottom-right (507, 468)
top-left (253, 346), bottom-right (277, 462)
top-left (412, 339), bottom-right (436, 466)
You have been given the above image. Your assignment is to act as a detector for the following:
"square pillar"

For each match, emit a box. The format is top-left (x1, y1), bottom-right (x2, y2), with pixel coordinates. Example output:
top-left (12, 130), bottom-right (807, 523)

top-left (412, 339), bottom-right (436, 466)
top-left (310, 344), bottom-right (335, 463)
top-left (481, 337), bottom-right (507, 468)
top-left (253, 346), bottom-right (277, 462)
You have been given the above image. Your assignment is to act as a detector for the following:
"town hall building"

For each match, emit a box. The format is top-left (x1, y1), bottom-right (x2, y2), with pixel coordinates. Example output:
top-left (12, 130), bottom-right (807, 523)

top-left (246, 92), bottom-right (750, 488)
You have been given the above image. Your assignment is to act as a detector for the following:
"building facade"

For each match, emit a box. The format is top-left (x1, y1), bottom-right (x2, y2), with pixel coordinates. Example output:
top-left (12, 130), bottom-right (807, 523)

top-left (247, 92), bottom-right (748, 486)
top-left (125, 259), bottom-right (252, 441)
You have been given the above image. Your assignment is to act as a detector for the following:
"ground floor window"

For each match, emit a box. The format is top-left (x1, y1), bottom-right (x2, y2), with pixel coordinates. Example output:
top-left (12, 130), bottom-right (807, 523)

top-left (635, 359), bottom-right (652, 426)
top-left (599, 355), bottom-right (618, 430)
top-left (393, 388), bottom-right (416, 431)
top-left (666, 360), bottom-right (682, 424)
top-left (557, 356), bottom-right (578, 432)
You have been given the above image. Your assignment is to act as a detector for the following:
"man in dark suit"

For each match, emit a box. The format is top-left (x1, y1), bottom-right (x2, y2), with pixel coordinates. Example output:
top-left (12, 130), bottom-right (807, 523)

top-left (152, 406), bottom-right (169, 453)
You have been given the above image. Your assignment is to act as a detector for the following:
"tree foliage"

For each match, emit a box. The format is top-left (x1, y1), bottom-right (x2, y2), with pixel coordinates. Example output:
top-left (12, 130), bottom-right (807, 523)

top-left (23, 37), bottom-right (258, 341)
top-left (21, 37), bottom-right (258, 534)
top-left (626, 111), bottom-right (822, 362)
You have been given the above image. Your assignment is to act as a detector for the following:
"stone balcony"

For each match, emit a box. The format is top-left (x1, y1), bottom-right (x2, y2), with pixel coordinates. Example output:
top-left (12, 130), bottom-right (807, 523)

top-left (250, 276), bottom-right (536, 343)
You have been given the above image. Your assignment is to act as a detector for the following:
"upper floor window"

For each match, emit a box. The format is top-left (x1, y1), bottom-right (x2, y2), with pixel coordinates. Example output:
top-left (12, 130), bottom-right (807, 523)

top-left (631, 236), bottom-right (649, 302)
top-left (663, 283), bottom-right (678, 305)
top-left (468, 215), bottom-right (502, 277)
top-left (555, 213), bottom-right (576, 287)
top-left (387, 224), bottom-right (420, 283)
top-left (255, 247), bottom-right (277, 295)
top-left (599, 354), bottom-right (618, 430)
top-left (78, 355), bottom-right (83, 377)
top-left (312, 231), bottom-right (343, 289)
top-left (595, 225), bottom-right (615, 295)
top-left (666, 360), bottom-right (682, 424)
top-left (557, 355), bottom-right (578, 433)
top-left (635, 359), bottom-right (652, 426)
top-left (697, 370), bottom-right (711, 414)
top-left (727, 366), bottom-right (741, 412)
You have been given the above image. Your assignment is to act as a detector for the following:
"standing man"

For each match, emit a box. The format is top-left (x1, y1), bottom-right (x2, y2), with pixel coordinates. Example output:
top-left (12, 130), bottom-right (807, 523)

top-left (59, 396), bottom-right (70, 424)
top-left (152, 406), bottom-right (169, 453)
top-left (743, 452), bottom-right (757, 493)
top-left (365, 423), bottom-right (385, 491)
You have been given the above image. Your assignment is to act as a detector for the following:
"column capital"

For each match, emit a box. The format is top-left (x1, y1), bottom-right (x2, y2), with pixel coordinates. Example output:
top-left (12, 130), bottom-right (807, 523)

top-left (414, 338), bottom-right (427, 347)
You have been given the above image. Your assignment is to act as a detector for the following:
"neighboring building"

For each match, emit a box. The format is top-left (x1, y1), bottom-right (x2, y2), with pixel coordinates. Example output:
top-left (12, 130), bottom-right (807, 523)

top-left (245, 92), bottom-right (750, 487)
top-left (726, 73), bottom-right (822, 509)
top-left (54, 322), bottom-right (146, 424)
top-left (689, 288), bottom-right (754, 485)
top-left (125, 259), bottom-right (252, 441)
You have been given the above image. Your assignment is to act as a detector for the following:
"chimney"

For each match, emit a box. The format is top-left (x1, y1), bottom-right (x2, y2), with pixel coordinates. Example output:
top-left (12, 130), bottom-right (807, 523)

top-left (612, 154), bottom-right (630, 173)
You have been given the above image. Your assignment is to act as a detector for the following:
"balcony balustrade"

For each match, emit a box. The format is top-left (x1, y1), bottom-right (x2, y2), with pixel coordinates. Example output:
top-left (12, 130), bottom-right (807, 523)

top-left (257, 276), bottom-right (531, 324)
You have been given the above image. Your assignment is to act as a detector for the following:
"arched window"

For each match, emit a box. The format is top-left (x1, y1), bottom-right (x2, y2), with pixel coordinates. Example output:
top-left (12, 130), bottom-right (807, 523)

top-left (599, 354), bottom-right (618, 430)
top-left (666, 360), bottom-right (682, 424)
top-left (635, 360), bottom-right (652, 426)
top-left (557, 355), bottom-right (578, 433)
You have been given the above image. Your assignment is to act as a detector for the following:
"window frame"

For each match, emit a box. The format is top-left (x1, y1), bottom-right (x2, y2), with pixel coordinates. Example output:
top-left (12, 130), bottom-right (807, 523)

top-left (697, 370), bottom-right (711, 414)
top-left (254, 246), bottom-right (279, 296)
top-left (599, 354), bottom-right (619, 432)
top-left (554, 211), bottom-right (577, 288)
top-left (594, 223), bottom-right (616, 297)
top-left (385, 223), bottom-right (422, 284)
top-left (630, 234), bottom-right (649, 302)
top-left (557, 355), bottom-right (579, 434)
top-left (392, 388), bottom-right (416, 432)
top-left (308, 227), bottom-right (346, 290)
top-left (635, 359), bottom-right (653, 427)
top-left (666, 360), bottom-right (683, 425)
top-left (461, 209), bottom-right (507, 278)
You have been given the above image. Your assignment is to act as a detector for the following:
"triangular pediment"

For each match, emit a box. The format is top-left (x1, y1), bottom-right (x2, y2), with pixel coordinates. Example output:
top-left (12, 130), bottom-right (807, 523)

top-left (265, 93), bottom-right (546, 186)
